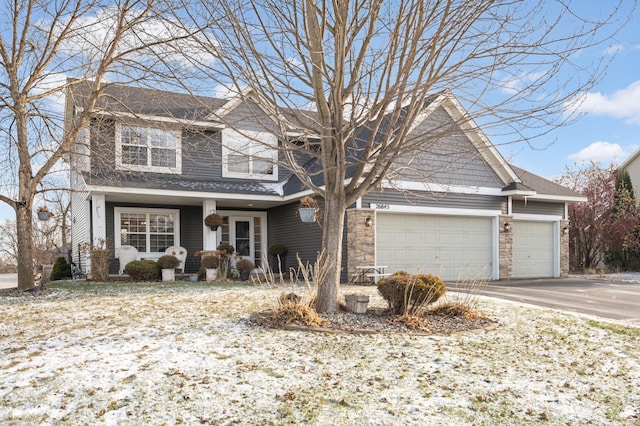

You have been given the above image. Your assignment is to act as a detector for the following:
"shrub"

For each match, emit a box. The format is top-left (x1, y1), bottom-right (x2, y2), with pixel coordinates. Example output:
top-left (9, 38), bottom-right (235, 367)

top-left (50, 256), bottom-right (72, 281)
top-left (201, 255), bottom-right (220, 269)
top-left (216, 242), bottom-right (235, 256)
top-left (157, 255), bottom-right (180, 269)
top-left (124, 260), bottom-right (161, 281)
top-left (377, 272), bottom-right (447, 315)
top-left (236, 258), bottom-right (255, 273)
top-left (268, 244), bottom-right (288, 257)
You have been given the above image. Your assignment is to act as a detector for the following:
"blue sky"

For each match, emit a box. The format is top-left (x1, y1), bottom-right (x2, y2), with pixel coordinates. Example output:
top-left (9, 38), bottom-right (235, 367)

top-left (1, 3), bottom-right (638, 223)
top-left (502, 7), bottom-right (640, 179)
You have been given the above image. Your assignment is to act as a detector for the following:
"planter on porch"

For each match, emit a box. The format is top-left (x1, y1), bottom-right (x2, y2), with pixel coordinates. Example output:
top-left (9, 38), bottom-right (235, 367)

top-left (161, 268), bottom-right (175, 282)
top-left (205, 268), bottom-right (218, 281)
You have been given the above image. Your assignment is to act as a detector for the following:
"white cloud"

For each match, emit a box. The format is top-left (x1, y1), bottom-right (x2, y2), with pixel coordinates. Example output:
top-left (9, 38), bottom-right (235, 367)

top-left (564, 80), bottom-right (640, 125)
top-left (603, 44), bottom-right (624, 55)
top-left (57, 7), bottom-right (216, 70)
top-left (500, 71), bottom-right (547, 95)
top-left (567, 141), bottom-right (633, 164)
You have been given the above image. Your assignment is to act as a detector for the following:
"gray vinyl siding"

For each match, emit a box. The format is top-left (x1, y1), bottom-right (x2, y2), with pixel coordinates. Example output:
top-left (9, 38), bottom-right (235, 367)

top-left (267, 201), bottom-right (349, 282)
top-left (512, 200), bottom-right (565, 217)
top-left (105, 203), bottom-right (204, 275)
top-left (223, 101), bottom-right (280, 134)
top-left (391, 107), bottom-right (505, 188)
top-left (181, 130), bottom-right (222, 180)
top-left (364, 190), bottom-right (507, 213)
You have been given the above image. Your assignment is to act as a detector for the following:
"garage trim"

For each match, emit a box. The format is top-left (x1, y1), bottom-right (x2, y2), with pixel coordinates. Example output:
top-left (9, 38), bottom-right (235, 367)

top-left (373, 204), bottom-right (502, 280)
top-left (512, 213), bottom-right (562, 278)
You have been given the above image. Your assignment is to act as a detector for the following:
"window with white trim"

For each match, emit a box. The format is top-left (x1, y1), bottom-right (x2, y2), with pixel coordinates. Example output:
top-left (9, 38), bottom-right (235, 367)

top-left (222, 129), bottom-right (278, 180)
top-left (116, 123), bottom-right (182, 174)
top-left (115, 208), bottom-right (180, 255)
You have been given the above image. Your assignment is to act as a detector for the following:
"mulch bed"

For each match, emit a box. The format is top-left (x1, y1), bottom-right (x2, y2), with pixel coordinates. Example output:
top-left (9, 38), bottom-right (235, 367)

top-left (0, 286), bottom-right (54, 297)
top-left (250, 307), bottom-right (498, 335)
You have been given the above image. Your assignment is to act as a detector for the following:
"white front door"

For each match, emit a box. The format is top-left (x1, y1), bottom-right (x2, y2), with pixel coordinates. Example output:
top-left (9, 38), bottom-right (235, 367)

top-left (230, 217), bottom-right (254, 261)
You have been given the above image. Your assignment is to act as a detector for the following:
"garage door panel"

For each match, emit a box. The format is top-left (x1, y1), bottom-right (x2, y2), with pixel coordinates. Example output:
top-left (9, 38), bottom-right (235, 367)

top-left (376, 213), bottom-right (492, 281)
top-left (513, 221), bottom-right (554, 278)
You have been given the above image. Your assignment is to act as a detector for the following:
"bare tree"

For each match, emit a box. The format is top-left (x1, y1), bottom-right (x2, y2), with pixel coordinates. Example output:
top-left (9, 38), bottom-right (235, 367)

top-left (0, 0), bottom-right (196, 290)
top-left (167, 0), bottom-right (632, 312)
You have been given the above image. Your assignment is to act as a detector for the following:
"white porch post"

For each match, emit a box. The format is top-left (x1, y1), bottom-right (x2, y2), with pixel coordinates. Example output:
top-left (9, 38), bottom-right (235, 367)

top-left (203, 200), bottom-right (218, 250)
top-left (91, 194), bottom-right (107, 246)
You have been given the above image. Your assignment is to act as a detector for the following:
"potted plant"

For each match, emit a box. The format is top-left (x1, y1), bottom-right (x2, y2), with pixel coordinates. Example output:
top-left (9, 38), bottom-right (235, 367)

top-left (157, 255), bottom-right (180, 282)
top-left (37, 206), bottom-right (52, 221)
top-left (204, 213), bottom-right (224, 231)
top-left (236, 258), bottom-right (255, 281)
top-left (216, 242), bottom-right (235, 278)
top-left (201, 255), bottom-right (220, 281)
top-left (298, 196), bottom-right (319, 222)
top-left (268, 243), bottom-right (287, 273)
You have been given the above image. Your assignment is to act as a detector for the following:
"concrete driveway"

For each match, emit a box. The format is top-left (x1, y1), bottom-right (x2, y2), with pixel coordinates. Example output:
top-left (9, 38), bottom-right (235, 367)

top-left (0, 273), bottom-right (17, 289)
top-left (450, 277), bottom-right (640, 324)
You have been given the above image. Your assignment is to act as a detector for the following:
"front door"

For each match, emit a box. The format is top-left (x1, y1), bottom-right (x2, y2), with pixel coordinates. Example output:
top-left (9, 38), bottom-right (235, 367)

top-left (230, 217), bottom-right (254, 262)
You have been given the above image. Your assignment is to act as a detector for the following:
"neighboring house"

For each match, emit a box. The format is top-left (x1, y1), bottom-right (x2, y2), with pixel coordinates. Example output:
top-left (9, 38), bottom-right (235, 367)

top-left (65, 82), bottom-right (584, 282)
top-left (618, 150), bottom-right (640, 201)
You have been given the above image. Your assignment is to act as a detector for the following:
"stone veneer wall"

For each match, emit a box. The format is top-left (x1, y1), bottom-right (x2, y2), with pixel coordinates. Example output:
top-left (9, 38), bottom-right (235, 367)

top-left (499, 215), bottom-right (513, 279)
top-left (560, 219), bottom-right (569, 278)
top-left (346, 209), bottom-right (375, 282)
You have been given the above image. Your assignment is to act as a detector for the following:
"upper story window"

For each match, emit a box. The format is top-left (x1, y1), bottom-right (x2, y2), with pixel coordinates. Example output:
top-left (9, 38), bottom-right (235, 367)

top-left (116, 123), bottom-right (182, 174)
top-left (222, 129), bottom-right (278, 180)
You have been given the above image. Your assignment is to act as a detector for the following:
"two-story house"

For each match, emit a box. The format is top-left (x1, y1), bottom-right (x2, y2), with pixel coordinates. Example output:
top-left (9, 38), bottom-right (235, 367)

top-left (65, 81), bottom-right (584, 281)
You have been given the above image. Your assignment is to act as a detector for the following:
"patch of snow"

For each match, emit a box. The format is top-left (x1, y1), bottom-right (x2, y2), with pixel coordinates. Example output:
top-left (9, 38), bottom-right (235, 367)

top-left (0, 285), bottom-right (638, 424)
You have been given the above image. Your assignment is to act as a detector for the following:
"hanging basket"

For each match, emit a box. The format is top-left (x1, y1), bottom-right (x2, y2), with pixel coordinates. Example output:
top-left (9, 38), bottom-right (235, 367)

top-left (299, 208), bottom-right (316, 222)
top-left (37, 210), bottom-right (52, 221)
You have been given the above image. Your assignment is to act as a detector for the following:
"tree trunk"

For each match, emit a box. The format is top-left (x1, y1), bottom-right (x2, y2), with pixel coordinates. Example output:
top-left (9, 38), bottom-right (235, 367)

top-left (16, 203), bottom-right (35, 291)
top-left (315, 195), bottom-right (345, 313)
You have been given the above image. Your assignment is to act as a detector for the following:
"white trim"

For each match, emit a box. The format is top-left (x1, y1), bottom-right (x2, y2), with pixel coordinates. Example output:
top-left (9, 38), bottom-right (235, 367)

top-left (115, 122), bottom-right (182, 174)
top-left (203, 200), bottom-right (218, 251)
top-left (94, 109), bottom-right (224, 130)
top-left (376, 208), bottom-right (500, 280)
top-left (440, 90), bottom-right (520, 185)
top-left (217, 210), bottom-right (268, 265)
top-left (373, 203), bottom-right (502, 217)
top-left (114, 207), bottom-right (180, 258)
top-left (91, 194), bottom-right (106, 246)
top-left (522, 194), bottom-right (587, 202)
top-left (382, 180), bottom-right (505, 196)
top-left (221, 129), bottom-right (278, 181)
top-left (512, 213), bottom-right (563, 221)
top-left (512, 217), bottom-right (561, 278)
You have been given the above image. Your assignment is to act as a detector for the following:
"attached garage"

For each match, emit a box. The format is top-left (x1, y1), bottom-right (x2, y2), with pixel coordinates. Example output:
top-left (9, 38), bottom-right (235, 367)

top-left (512, 220), bottom-right (556, 278)
top-left (376, 213), bottom-right (495, 281)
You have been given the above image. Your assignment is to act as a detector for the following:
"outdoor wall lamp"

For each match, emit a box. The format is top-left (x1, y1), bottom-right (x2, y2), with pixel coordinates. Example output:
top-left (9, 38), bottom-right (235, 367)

top-left (562, 227), bottom-right (569, 235)
top-left (503, 221), bottom-right (511, 232)
top-left (364, 216), bottom-right (373, 227)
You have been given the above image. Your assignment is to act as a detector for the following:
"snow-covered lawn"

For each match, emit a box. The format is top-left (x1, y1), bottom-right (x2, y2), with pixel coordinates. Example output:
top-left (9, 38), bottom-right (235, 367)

top-left (1, 281), bottom-right (638, 425)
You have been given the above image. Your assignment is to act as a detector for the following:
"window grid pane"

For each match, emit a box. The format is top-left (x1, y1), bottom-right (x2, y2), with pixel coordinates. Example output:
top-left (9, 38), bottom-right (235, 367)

top-left (151, 148), bottom-right (176, 168)
top-left (122, 146), bottom-right (148, 166)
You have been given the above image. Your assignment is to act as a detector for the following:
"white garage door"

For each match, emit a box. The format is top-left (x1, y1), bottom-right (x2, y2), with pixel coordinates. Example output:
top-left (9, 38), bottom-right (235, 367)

top-left (512, 221), bottom-right (554, 278)
top-left (376, 213), bottom-right (493, 281)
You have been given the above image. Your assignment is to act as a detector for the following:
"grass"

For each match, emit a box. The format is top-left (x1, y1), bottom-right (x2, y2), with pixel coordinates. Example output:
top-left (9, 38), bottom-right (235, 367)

top-left (1, 282), bottom-right (639, 425)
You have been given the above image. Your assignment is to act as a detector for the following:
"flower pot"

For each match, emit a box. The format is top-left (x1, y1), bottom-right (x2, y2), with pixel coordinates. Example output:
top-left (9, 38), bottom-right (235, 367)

top-left (205, 268), bottom-right (218, 281)
top-left (189, 274), bottom-right (198, 282)
top-left (240, 271), bottom-right (250, 281)
top-left (209, 225), bottom-right (219, 231)
top-left (271, 255), bottom-right (285, 274)
top-left (162, 268), bottom-right (175, 282)
top-left (299, 208), bottom-right (316, 222)
top-left (345, 294), bottom-right (369, 314)
top-left (37, 211), bottom-right (51, 221)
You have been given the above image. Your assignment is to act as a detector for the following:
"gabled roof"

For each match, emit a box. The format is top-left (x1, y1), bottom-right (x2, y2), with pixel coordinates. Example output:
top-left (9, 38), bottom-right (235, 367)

top-left (508, 165), bottom-right (586, 201)
top-left (68, 80), bottom-right (227, 122)
top-left (619, 147), bottom-right (640, 170)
